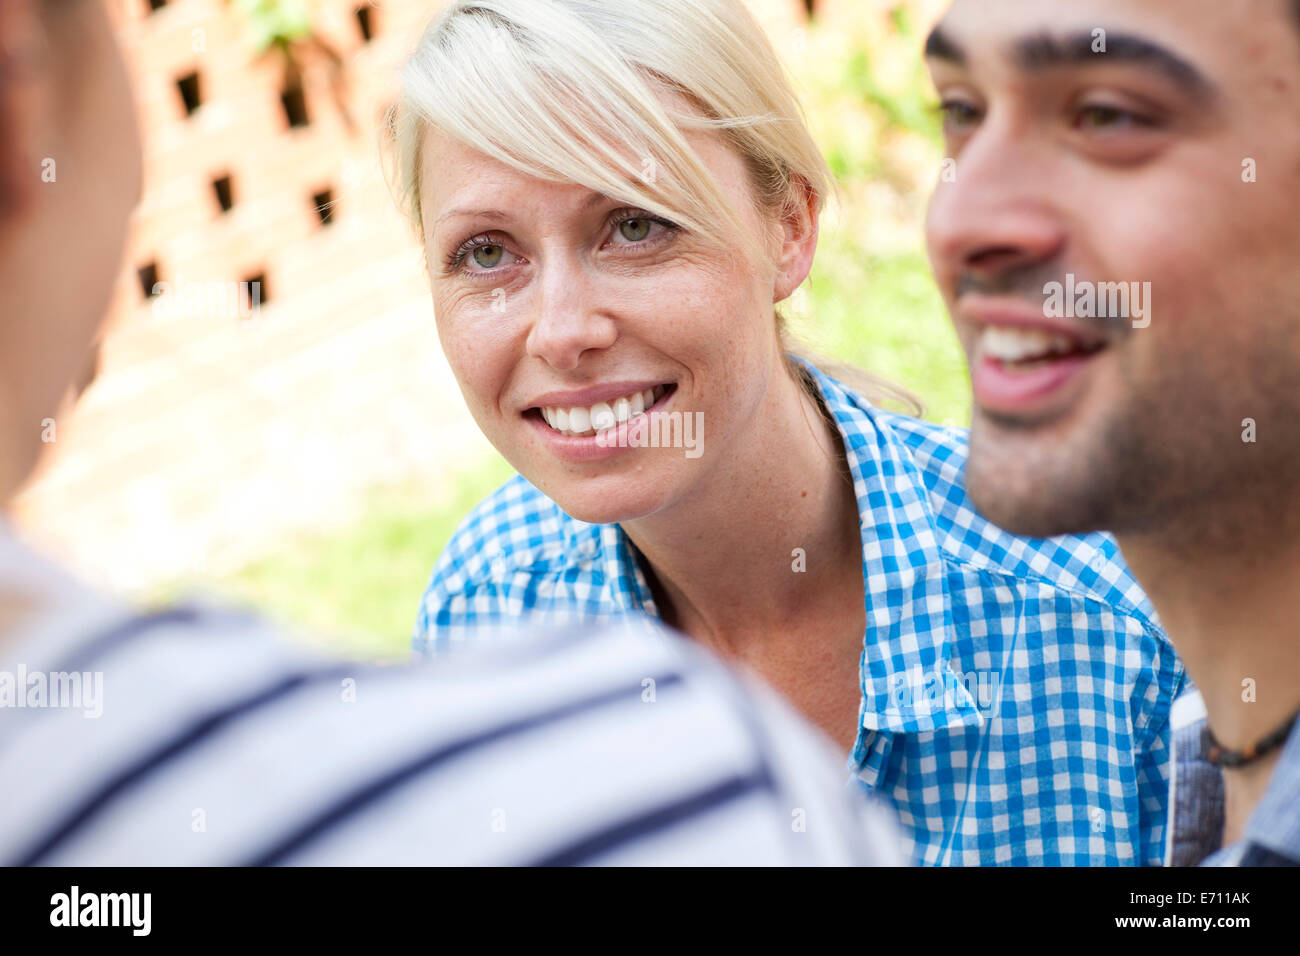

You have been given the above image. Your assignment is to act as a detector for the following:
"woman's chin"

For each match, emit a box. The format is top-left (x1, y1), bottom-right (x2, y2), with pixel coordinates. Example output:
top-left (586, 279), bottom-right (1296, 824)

top-left (509, 449), bottom-right (683, 526)
top-left (544, 484), bottom-right (669, 527)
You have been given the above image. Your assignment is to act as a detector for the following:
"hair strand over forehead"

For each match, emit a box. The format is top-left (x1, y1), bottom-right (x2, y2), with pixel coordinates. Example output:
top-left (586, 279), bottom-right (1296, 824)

top-left (386, 0), bottom-right (830, 259)
top-left (383, 0), bottom-right (921, 414)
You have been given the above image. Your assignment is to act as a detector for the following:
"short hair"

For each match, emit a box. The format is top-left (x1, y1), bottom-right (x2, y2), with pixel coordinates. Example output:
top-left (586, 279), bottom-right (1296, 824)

top-left (385, 0), bottom-right (831, 269)
top-left (384, 0), bottom-right (921, 412)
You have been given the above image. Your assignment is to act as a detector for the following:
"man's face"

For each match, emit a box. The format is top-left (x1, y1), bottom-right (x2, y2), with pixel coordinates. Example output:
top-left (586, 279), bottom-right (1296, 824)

top-left (925, 0), bottom-right (1300, 540)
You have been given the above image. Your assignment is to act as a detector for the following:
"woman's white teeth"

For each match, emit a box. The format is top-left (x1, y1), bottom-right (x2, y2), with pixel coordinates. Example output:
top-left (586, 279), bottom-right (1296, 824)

top-left (981, 326), bottom-right (1079, 364)
top-left (541, 387), bottom-right (667, 437)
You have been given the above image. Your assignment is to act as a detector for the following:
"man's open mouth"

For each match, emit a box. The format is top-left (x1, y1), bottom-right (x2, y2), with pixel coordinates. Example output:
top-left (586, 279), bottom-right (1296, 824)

top-left (529, 384), bottom-right (676, 438)
top-left (979, 326), bottom-right (1107, 371)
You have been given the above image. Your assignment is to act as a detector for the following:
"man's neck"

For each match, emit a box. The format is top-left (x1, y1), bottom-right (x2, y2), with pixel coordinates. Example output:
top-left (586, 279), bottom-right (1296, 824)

top-left (1118, 520), bottom-right (1300, 843)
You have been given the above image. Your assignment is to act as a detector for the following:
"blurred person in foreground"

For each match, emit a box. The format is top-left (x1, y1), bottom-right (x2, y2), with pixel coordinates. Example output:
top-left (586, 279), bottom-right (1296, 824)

top-left (396, 0), bottom-right (1181, 865)
top-left (0, 0), bottom-right (902, 866)
top-left (926, 0), bottom-right (1300, 865)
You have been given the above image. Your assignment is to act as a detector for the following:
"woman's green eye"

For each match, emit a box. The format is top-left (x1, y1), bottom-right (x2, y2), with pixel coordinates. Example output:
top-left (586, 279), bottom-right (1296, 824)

top-left (472, 244), bottom-right (504, 268)
top-left (619, 218), bottom-right (652, 242)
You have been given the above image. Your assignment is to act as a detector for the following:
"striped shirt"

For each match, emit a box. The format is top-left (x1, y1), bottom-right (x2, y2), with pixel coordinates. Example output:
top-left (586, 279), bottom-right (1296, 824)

top-left (415, 356), bottom-right (1186, 866)
top-left (0, 523), bottom-right (902, 866)
top-left (1167, 688), bottom-right (1300, 867)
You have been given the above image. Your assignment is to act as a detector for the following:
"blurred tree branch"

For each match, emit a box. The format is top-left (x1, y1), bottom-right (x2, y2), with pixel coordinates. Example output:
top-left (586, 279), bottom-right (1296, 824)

top-left (226, 0), bottom-right (356, 135)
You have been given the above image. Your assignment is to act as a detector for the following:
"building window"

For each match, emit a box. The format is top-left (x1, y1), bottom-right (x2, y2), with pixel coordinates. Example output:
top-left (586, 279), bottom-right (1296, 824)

top-left (280, 83), bottom-right (310, 129)
top-left (138, 262), bottom-right (160, 299)
top-left (212, 175), bottom-right (234, 214)
top-left (176, 72), bottom-right (202, 116)
top-left (356, 7), bottom-right (375, 42)
top-left (312, 189), bottom-right (335, 227)
top-left (243, 272), bottom-right (269, 310)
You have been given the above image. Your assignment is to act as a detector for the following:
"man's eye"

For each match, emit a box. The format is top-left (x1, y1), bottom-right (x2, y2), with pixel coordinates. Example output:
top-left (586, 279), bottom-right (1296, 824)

top-left (939, 99), bottom-right (982, 131)
top-left (1075, 104), bottom-right (1151, 130)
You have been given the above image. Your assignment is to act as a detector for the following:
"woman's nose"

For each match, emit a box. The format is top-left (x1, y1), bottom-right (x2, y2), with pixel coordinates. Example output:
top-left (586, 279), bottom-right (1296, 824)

top-left (523, 260), bottom-right (619, 371)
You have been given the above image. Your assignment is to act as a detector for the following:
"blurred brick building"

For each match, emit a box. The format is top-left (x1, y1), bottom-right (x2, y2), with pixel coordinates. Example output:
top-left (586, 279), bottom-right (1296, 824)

top-left (13, 0), bottom-right (850, 592)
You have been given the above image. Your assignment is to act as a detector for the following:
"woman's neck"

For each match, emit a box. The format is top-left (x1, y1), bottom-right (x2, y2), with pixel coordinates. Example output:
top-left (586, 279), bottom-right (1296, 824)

top-left (622, 363), bottom-right (863, 654)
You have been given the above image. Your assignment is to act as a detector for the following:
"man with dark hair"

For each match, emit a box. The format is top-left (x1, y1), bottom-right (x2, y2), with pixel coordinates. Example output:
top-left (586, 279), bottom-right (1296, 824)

top-left (925, 0), bottom-right (1300, 864)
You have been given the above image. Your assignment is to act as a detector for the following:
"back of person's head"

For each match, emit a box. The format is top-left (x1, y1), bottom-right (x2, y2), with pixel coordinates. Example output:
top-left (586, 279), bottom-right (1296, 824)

top-left (0, 0), bottom-right (142, 503)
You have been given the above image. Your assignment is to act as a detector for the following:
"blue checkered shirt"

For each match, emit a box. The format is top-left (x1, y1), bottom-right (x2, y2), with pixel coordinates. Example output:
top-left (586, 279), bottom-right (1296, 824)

top-left (415, 357), bottom-right (1185, 866)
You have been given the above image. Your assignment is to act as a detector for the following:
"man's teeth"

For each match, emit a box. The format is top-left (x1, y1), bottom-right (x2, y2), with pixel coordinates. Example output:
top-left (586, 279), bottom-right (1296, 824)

top-left (981, 326), bottom-right (1080, 363)
top-left (540, 386), bottom-right (667, 437)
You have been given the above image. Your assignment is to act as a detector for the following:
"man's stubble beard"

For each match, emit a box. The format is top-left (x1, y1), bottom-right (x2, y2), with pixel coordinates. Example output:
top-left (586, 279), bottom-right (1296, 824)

top-left (964, 328), bottom-right (1300, 556)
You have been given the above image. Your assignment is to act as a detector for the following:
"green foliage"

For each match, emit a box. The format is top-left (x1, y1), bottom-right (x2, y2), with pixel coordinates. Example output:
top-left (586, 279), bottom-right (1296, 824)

top-left (789, 1), bottom-right (966, 423)
top-left (190, 457), bottom-right (516, 660)
top-left (229, 0), bottom-right (315, 53)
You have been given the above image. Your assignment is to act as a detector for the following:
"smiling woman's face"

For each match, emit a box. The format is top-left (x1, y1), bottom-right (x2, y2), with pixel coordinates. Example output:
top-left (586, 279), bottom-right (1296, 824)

top-left (419, 110), bottom-right (799, 525)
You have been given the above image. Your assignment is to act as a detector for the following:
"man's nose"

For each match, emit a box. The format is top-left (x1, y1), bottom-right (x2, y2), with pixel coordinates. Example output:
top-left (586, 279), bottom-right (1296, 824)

top-left (523, 258), bottom-right (618, 371)
top-left (926, 122), bottom-right (1068, 285)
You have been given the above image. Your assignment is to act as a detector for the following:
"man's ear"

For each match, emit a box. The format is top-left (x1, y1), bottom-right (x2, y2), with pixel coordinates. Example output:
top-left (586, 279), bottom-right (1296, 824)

top-left (0, 0), bottom-right (48, 220)
top-left (772, 173), bottom-right (820, 304)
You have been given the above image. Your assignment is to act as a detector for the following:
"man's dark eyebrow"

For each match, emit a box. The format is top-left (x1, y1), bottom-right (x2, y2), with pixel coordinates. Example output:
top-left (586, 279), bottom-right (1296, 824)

top-left (925, 25), bottom-right (1218, 101)
top-left (924, 25), bottom-right (965, 65)
top-left (1014, 30), bottom-right (1218, 99)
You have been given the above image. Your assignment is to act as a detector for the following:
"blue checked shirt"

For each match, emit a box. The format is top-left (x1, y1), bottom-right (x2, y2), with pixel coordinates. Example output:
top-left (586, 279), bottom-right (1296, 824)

top-left (415, 357), bottom-right (1186, 866)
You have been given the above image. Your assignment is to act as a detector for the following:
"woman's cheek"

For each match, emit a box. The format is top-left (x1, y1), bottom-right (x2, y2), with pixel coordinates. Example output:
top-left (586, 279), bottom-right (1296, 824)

top-left (436, 297), bottom-right (523, 433)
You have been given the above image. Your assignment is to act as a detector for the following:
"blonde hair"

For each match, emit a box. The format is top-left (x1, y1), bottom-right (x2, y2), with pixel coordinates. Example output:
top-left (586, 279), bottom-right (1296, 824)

top-left (385, 0), bottom-right (920, 414)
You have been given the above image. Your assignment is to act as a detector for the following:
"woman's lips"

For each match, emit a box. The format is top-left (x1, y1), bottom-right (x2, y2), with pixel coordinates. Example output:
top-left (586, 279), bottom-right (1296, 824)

top-left (526, 384), bottom-right (677, 463)
top-left (537, 384), bottom-right (670, 438)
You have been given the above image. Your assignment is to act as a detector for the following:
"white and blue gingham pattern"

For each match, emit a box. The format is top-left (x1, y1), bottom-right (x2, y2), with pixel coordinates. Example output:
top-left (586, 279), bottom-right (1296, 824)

top-left (415, 357), bottom-right (1185, 866)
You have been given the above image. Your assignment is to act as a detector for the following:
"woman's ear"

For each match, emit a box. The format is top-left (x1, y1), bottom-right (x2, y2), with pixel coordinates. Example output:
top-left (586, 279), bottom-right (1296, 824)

top-left (772, 173), bottom-right (819, 305)
top-left (0, 1), bottom-right (47, 219)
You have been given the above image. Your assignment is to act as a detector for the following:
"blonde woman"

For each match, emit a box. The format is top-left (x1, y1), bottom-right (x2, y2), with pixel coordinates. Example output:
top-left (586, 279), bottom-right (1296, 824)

top-left (393, 0), bottom-right (1183, 866)
top-left (0, 0), bottom-right (905, 869)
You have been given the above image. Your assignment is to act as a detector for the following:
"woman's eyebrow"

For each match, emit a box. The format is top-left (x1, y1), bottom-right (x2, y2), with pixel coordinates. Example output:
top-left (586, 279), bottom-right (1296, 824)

top-left (434, 207), bottom-right (511, 229)
top-left (925, 24), bottom-right (1220, 103)
top-left (433, 193), bottom-right (618, 230)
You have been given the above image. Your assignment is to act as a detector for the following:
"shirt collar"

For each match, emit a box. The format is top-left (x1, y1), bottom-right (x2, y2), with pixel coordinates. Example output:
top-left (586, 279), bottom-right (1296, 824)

top-left (602, 358), bottom-right (982, 748)
top-left (793, 358), bottom-right (983, 742)
top-left (598, 522), bottom-right (658, 617)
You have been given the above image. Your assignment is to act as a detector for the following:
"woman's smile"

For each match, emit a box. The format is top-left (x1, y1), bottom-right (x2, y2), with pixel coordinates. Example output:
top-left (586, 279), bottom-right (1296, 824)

top-left (524, 382), bottom-right (678, 462)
